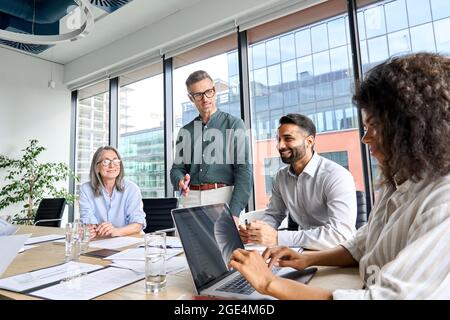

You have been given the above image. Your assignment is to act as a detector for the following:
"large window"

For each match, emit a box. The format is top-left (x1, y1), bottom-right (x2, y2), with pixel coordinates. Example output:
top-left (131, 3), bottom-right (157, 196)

top-left (118, 63), bottom-right (165, 198)
top-left (75, 80), bottom-right (109, 217)
top-left (71, 0), bottom-right (450, 216)
top-left (173, 34), bottom-right (240, 139)
top-left (357, 0), bottom-right (450, 188)
top-left (248, 0), bottom-right (365, 209)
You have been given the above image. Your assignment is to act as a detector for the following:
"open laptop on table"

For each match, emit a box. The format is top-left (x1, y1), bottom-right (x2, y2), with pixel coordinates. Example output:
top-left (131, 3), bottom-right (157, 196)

top-left (171, 203), bottom-right (317, 300)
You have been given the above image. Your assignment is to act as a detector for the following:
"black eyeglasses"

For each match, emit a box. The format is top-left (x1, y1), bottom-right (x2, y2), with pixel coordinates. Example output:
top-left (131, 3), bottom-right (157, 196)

top-left (189, 88), bottom-right (215, 101)
top-left (98, 159), bottom-right (121, 167)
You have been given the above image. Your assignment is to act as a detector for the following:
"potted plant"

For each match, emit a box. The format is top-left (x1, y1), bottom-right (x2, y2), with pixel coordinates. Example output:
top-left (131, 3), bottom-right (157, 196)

top-left (0, 139), bottom-right (79, 224)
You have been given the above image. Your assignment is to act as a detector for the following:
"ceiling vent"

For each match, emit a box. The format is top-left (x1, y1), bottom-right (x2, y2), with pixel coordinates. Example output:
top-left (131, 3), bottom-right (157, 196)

top-left (0, 39), bottom-right (52, 54)
top-left (90, 0), bottom-right (134, 13)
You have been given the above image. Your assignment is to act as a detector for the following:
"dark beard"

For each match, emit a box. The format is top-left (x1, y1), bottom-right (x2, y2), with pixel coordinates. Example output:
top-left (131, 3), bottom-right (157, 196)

top-left (279, 142), bottom-right (306, 164)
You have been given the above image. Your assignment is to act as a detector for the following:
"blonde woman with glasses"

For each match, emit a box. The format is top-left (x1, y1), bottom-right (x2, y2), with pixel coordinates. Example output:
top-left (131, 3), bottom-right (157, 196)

top-left (79, 146), bottom-right (146, 238)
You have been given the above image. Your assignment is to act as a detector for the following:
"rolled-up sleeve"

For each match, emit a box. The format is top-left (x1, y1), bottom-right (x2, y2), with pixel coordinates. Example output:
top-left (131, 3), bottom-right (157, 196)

top-left (79, 183), bottom-right (99, 225)
top-left (125, 183), bottom-right (146, 229)
top-left (335, 204), bottom-right (450, 300)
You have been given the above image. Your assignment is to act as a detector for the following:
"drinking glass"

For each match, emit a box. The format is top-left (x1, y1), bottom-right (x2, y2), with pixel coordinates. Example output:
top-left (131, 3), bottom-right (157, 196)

top-left (144, 231), bottom-right (166, 293)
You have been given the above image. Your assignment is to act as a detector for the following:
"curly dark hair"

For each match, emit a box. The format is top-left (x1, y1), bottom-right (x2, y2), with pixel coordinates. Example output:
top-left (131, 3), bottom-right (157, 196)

top-left (353, 52), bottom-right (450, 186)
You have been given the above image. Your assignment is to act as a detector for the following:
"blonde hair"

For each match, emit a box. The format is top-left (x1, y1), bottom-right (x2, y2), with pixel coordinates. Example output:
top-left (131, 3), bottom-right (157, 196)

top-left (89, 146), bottom-right (125, 197)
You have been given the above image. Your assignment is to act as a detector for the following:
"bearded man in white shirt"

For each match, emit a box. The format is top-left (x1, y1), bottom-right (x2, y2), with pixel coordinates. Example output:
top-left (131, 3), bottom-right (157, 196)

top-left (230, 52), bottom-right (450, 300)
top-left (240, 113), bottom-right (357, 250)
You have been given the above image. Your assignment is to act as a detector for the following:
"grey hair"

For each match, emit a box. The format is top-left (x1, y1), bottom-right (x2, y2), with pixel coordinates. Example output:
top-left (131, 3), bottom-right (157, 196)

top-left (89, 146), bottom-right (125, 197)
top-left (185, 70), bottom-right (213, 90)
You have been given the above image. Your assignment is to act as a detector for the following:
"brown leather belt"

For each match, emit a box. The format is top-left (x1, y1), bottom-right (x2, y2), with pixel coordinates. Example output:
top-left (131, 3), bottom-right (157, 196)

top-left (189, 183), bottom-right (227, 191)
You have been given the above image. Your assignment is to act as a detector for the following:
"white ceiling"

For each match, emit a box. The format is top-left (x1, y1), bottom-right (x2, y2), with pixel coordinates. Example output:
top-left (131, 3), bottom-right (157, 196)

top-left (36, 0), bottom-right (202, 65)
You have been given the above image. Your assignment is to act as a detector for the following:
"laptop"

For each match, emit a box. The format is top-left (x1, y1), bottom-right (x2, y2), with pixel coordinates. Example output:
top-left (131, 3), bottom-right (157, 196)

top-left (171, 203), bottom-right (317, 300)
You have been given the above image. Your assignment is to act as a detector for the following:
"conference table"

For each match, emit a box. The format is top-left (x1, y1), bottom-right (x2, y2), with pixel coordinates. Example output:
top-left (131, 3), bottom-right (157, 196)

top-left (0, 225), bottom-right (363, 300)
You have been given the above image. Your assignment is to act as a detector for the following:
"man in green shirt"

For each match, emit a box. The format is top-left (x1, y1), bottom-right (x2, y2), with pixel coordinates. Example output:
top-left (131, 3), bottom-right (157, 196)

top-left (170, 70), bottom-right (252, 218)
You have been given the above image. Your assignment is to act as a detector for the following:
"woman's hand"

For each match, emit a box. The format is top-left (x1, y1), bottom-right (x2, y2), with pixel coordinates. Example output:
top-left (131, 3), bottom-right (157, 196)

top-left (96, 221), bottom-right (121, 237)
top-left (86, 224), bottom-right (98, 239)
top-left (228, 249), bottom-right (276, 294)
top-left (263, 246), bottom-right (311, 270)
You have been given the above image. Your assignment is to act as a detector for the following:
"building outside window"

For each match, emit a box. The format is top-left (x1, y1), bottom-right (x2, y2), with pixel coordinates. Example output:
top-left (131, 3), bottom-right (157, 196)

top-left (118, 63), bottom-right (165, 198)
top-left (74, 81), bottom-right (109, 217)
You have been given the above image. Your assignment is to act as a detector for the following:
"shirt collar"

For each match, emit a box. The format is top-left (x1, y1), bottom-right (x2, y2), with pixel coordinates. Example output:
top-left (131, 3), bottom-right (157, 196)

top-left (287, 152), bottom-right (320, 178)
top-left (302, 152), bottom-right (320, 177)
top-left (196, 108), bottom-right (221, 123)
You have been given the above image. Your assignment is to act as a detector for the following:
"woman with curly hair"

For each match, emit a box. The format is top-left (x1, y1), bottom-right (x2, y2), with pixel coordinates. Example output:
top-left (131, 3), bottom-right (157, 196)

top-left (229, 52), bottom-right (450, 299)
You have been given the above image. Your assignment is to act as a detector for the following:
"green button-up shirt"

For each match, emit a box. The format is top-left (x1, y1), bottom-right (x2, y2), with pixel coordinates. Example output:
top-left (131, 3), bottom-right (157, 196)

top-left (170, 110), bottom-right (252, 216)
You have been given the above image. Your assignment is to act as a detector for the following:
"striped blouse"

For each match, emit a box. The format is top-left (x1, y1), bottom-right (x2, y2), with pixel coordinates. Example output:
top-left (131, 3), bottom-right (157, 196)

top-left (333, 174), bottom-right (450, 299)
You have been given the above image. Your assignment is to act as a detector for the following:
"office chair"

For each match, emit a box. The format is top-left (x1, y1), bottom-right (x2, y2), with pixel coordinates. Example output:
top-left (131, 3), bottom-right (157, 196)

top-left (286, 191), bottom-right (368, 230)
top-left (16, 198), bottom-right (66, 227)
top-left (355, 190), bottom-right (368, 229)
top-left (142, 198), bottom-right (178, 235)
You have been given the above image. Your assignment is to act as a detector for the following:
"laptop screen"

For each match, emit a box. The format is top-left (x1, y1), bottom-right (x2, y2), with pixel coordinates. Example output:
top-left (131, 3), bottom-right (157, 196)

top-left (172, 203), bottom-right (244, 291)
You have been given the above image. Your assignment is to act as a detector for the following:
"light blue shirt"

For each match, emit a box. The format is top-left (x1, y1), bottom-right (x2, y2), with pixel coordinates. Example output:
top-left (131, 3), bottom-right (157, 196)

top-left (79, 179), bottom-right (146, 229)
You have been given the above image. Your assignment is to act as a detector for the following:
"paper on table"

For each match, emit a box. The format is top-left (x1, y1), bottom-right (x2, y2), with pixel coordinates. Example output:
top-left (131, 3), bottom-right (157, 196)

top-left (104, 247), bottom-right (183, 261)
top-left (31, 267), bottom-right (144, 300)
top-left (244, 243), bottom-right (303, 254)
top-left (0, 218), bottom-right (18, 236)
top-left (0, 261), bottom-right (103, 292)
top-left (18, 245), bottom-right (37, 253)
top-left (25, 234), bottom-right (65, 245)
top-left (138, 236), bottom-right (183, 249)
top-left (0, 234), bottom-right (31, 277)
top-left (89, 236), bottom-right (143, 249)
top-left (110, 255), bottom-right (188, 275)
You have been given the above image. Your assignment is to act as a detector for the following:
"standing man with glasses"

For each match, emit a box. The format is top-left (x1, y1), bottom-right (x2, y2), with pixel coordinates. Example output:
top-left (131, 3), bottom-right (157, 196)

top-left (79, 146), bottom-right (146, 238)
top-left (170, 70), bottom-right (252, 222)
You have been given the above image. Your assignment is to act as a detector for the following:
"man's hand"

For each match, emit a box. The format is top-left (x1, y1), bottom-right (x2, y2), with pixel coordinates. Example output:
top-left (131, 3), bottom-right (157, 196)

top-left (239, 220), bottom-right (277, 247)
top-left (178, 174), bottom-right (191, 197)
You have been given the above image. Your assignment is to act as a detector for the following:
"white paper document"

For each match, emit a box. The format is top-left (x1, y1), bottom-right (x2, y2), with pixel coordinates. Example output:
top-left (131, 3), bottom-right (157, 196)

top-left (138, 236), bottom-right (182, 249)
top-left (104, 247), bottom-right (183, 261)
top-left (24, 234), bottom-right (65, 245)
top-left (0, 261), bottom-right (103, 292)
top-left (0, 234), bottom-right (31, 277)
top-left (31, 267), bottom-right (144, 300)
top-left (18, 245), bottom-right (37, 253)
top-left (110, 256), bottom-right (188, 275)
top-left (244, 243), bottom-right (303, 254)
top-left (89, 236), bottom-right (143, 249)
top-left (0, 219), bottom-right (18, 236)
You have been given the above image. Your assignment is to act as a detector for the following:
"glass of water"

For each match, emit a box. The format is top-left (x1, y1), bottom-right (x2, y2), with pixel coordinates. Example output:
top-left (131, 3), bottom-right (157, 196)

top-left (144, 231), bottom-right (166, 293)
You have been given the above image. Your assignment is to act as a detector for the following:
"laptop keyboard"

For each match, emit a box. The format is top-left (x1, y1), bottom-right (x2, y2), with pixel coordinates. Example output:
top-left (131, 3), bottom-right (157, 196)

top-left (216, 266), bottom-right (282, 295)
top-left (216, 274), bottom-right (255, 295)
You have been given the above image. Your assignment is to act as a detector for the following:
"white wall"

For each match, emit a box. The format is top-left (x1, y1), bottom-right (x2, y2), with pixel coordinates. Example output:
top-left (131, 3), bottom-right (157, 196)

top-left (0, 47), bottom-right (71, 219)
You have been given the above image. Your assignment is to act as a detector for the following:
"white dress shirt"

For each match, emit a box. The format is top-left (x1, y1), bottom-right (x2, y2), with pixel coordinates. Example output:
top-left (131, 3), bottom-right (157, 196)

top-left (334, 174), bottom-right (450, 299)
top-left (262, 152), bottom-right (357, 249)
